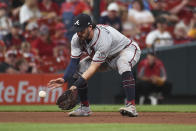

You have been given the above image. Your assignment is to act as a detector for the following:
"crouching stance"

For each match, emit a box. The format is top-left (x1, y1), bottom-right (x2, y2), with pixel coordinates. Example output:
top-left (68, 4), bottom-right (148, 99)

top-left (48, 14), bottom-right (141, 117)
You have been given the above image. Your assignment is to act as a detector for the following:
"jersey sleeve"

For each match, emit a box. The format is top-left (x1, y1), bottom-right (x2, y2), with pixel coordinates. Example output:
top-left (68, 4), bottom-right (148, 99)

top-left (92, 31), bottom-right (112, 63)
top-left (71, 34), bottom-right (82, 58)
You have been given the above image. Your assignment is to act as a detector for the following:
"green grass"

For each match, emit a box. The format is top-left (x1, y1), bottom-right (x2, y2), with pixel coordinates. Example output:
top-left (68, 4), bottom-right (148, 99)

top-left (0, 105), bottom-right (196, 112)
top-left (0, 105), bottom-right (60, 112)
top-left (0, 123), bottom-right (196, 131)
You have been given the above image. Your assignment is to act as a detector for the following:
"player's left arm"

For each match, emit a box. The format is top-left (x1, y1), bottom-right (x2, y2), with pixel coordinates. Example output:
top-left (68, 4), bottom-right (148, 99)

top-left (82, 61), bottom-right (102, 80)
top-left (70, 61), bottom-right (102, 90)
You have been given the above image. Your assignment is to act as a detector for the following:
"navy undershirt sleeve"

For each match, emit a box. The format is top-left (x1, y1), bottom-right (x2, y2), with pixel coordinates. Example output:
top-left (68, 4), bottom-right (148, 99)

top-left (62, 58), bottom-right (80, 82)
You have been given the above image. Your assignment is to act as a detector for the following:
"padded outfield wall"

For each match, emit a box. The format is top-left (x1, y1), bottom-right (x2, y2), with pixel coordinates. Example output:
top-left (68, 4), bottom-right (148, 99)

top-left (87, 41), bottom-right (196, 104)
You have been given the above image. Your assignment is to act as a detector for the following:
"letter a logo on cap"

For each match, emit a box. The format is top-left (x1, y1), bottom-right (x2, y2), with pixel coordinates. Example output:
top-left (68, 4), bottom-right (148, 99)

top-left (74, 20), bottom-right (80, 26)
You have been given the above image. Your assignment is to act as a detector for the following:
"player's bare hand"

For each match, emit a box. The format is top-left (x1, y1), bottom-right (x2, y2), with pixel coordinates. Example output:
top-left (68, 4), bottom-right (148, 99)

top-left (47, 78), bottom-right (65, 90)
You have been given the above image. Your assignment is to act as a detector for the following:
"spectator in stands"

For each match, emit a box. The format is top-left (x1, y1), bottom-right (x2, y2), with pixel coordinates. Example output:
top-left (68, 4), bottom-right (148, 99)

top-left (0, 3), bottom-right (12, 39)
top-left (19, 41), bottom-right (39, 62)
top-left (15, 58), bottom-right (38, 73)
top-left (128, 0), bottom-right (155, 25)
top-left (11, 0), bottom-right (24, 20)
top-left (51, 22), bottom-right (68, 47)
top-left (150, 0), bottom-right (180, 25)
top-left (146, 17), bottom-right (173, 48)
top-left (99, 0), bottom-right (112, 15)
top-left (25, 22), bottom-right (39, 43)
top-left (19, 0), bottom-right (42, 25)
top-left (188, 8), bottom-right (196, 39)
top-left (3, 22), bottom-right (25, 49)
top-left (174, 21), bottom-right (191, 44)
top-left (60, 0), bottom-right (91, 16)
top-left (169, 0), bottom-right (191, 24)
top-left (31, 24), bottom-right (56, 57)
top-left (38, 0), bottom-right (60, 18)
top-left (99, 2), bottom-right (122, 32)
top-left (127, 0), bottom-right (155, 35)
top-left (0, 49), bottom-right (18, 73)
top-left (60, 0), bottom-right (91, 40)
top-left (136, 51), bottom-right (172, 105)
top-left (128, 0), bottom-right (150, 10)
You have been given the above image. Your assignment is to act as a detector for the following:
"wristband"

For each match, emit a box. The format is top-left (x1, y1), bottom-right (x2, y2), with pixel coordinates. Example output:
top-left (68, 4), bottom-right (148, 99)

top-left (73, 76), bottom-right (87, 89)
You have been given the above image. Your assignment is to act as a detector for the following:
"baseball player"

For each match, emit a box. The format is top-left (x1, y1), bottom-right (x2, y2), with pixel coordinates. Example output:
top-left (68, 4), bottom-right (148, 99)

top-left (48, 14), bottom-right (141, 117)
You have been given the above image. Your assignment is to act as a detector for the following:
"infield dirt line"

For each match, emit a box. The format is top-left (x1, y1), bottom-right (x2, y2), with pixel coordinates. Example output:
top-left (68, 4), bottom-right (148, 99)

top-left (1, 112), bottom-right (196, 125)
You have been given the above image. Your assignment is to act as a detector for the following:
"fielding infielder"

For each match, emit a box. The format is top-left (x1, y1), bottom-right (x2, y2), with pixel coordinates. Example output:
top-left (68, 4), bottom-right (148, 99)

top-left (48, 14), bottom-right (141, 117)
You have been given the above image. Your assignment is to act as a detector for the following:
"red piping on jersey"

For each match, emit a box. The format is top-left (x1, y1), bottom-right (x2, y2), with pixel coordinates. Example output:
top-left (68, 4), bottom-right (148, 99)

top-left (71, 54), bottom-right (81, 58)
top-left (89, 27), bottom-right (101, 58)
top-left (89, 49), bottom-right (95, 58)
top-left (90, 27), bottom-right (101, 48)
top-left (128, 44), bottom-right (137, 68)
top-left (92, 60), bottom-right (105, 63)
top-left (124, 40), bottom-right (133, 49)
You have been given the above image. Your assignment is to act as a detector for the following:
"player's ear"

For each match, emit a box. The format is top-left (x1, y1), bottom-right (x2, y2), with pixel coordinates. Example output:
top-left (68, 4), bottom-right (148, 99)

top-left (89, 25), bottom-right (93, 30)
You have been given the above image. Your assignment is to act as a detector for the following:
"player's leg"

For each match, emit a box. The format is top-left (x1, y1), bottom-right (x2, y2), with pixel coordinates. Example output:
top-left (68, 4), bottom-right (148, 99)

top-left (76, 56), bottom-right (92, 107)
top-left (69, 56), bottom-right (111, 116)
top-left (115, 43), bottom-right (141, 117)
top-left (68, 56), bottom-right (92, 116)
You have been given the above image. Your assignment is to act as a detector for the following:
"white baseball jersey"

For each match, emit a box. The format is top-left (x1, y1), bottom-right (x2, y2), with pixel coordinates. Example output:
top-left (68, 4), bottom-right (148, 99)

top-left (71, 25), bottom-right (138, 63)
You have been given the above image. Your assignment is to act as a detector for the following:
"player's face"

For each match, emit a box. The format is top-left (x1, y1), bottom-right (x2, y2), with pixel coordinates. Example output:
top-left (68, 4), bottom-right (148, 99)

top-left (77, 26), bottom-right (92, 40)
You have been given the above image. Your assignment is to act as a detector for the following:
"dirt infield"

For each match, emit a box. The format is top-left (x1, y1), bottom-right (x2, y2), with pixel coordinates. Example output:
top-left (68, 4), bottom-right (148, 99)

top-left (1, 112), bottom-right (196, 125)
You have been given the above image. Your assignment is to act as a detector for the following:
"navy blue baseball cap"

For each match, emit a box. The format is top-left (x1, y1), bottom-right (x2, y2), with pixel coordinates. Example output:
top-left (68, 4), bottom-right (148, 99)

top-left (72, 14), bottom-right (92, 32)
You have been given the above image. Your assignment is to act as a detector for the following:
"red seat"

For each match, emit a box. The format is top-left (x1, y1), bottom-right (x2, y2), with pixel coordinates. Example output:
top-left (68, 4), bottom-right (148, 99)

top-left (133, 33), bottom-right (147, 49)
top-left (38, 55), bottom-right (69, 73)
top-left (39, 64), bottom-right (57, 73)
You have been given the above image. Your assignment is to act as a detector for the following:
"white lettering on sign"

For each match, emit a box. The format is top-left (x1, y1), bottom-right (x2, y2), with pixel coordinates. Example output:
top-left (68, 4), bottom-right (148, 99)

top-left (0, 82), bottom-right (4, 102)
top-left (0, 81), bottom-right (65, 104)
top-left (5, 86), bottom-right (15, 103)
top-left (26, 86), bottom-right (36, 103)
top-left (44, 86), bottom-right (50, 103)
top-left (17, 81), bottom-right (28, 102)
top-left (51, 88), bottom-right (62, 103)
top-left (37, 86), bottom-right (44, 102)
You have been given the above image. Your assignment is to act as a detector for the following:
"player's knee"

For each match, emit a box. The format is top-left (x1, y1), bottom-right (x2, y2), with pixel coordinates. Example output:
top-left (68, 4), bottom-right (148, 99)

top-left (122, 71), bottom-right (134, 79)
top-left (118, 66), bottom-right (132, 75)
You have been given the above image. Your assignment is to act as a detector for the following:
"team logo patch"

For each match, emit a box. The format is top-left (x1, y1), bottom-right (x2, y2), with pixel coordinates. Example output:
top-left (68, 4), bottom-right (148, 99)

top-left (97, 51), bottom-right (106, 59)
top-left (74, 20), bottom-right (80, 26)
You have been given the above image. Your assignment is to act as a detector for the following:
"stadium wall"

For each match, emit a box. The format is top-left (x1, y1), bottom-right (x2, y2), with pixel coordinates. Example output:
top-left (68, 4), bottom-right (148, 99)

top-left (0, 74), bottom-right (67, 105)
top-left (87, 41), bottom-right (196, 104)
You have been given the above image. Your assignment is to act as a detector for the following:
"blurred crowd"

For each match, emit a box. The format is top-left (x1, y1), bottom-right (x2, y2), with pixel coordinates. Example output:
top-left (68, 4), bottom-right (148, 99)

top-left (0, 0), bottom-right (196, 74)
